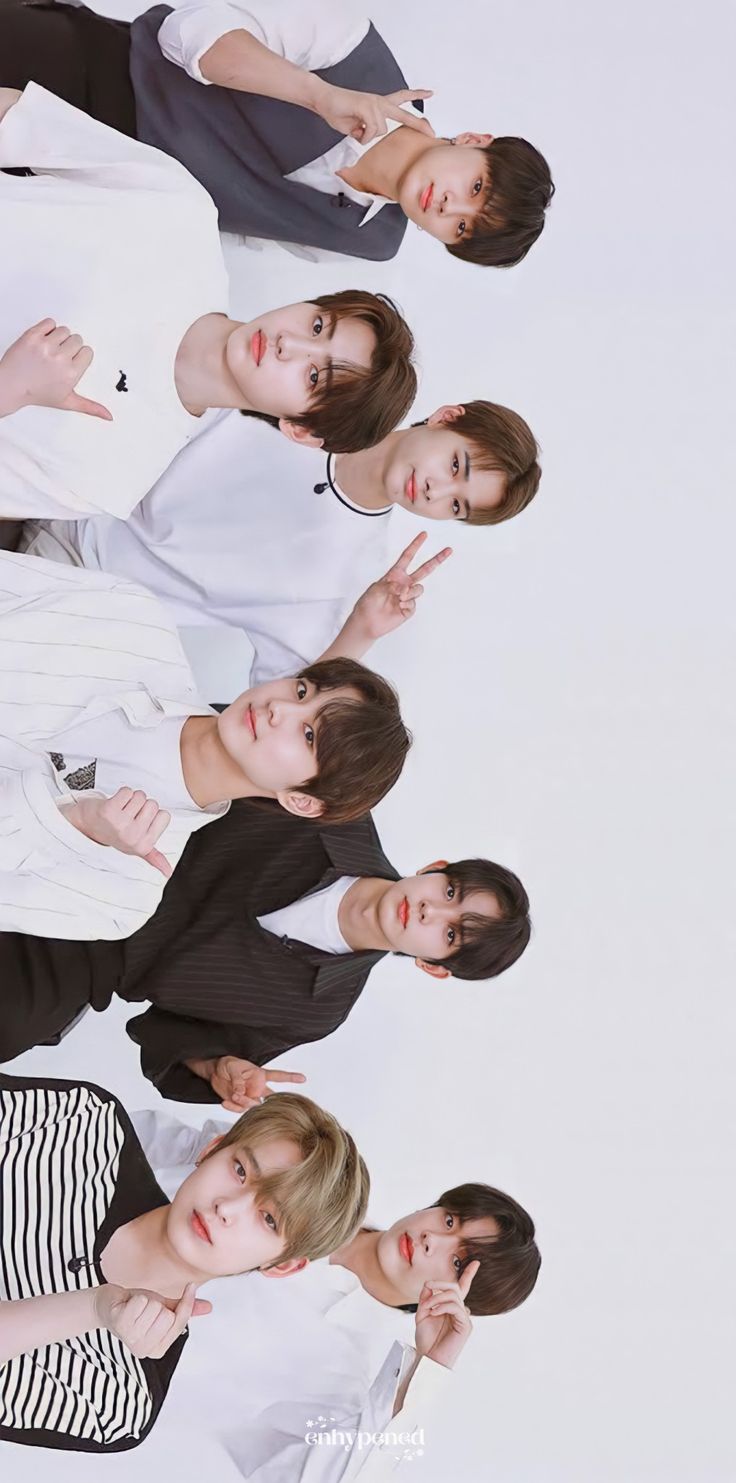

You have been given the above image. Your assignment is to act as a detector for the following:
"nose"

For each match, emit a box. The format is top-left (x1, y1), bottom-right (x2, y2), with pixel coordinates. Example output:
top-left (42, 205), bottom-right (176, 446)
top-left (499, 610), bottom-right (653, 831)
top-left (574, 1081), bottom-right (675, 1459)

top-left (273, 332), bottom-right (322, 363)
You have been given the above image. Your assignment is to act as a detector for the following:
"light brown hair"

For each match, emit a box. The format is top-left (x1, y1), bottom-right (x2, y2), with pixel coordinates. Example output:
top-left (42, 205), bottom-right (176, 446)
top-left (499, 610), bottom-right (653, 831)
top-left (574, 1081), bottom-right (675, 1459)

top-left (293, 290), bottom-right (417, 452)
top-left (453, 400), bottom-right (541, 525)
top-left (203, 1092), bottom-right (370, 1267)
top-left (298, 657), bottom-right (411, 822)
top-left (447, 138), bottom-right (554, 269)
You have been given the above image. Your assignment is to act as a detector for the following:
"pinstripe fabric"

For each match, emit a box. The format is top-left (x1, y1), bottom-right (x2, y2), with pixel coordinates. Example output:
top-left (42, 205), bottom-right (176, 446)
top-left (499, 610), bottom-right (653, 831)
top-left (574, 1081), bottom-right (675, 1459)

top-left (120, 801), bottom-right (400, 1101)
top-left (0, 1073), bottom-right (183, 1452)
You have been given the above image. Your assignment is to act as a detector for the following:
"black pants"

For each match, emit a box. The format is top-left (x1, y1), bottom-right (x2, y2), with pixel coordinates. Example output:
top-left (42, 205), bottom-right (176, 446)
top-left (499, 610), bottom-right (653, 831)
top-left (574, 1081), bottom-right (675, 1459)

top-left (0, 933), bottom-right (123, 1061)
top-left (0, 0), bottom-right (137, 136)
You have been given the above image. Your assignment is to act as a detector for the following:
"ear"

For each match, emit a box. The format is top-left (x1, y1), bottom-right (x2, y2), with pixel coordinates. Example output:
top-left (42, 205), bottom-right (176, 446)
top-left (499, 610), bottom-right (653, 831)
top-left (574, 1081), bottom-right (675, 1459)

top-left (426, 405), bottom-right (465, 428)
top-left (418, 859), bottom-right (449, 874)
top-left (453, 132), bottom-right (493, 149)
top-left (278, 418), bottom-right (324, 450)
top-left (414, 958), bottom-right (451, 980)
top-left (277, 789), bottom-right (324, 820)
top-left (259, 1257), bottom-right (309, 1280)
top-left (195, 1134), bottom-right (223, 1165)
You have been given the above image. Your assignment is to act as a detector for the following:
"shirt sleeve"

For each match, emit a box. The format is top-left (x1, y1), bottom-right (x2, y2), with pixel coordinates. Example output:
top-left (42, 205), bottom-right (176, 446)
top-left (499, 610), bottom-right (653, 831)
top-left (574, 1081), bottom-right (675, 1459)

top-left (0, 80), bottom-right (208, 196)
top-left (125, 1007), bottom-right (296, 1101)
top-left (157, 0), bottom-right (369, 86)
top-left (129, 1106), bottom-right (229, 1169)
top-left (346, 1347), bottom-right (452, 1479)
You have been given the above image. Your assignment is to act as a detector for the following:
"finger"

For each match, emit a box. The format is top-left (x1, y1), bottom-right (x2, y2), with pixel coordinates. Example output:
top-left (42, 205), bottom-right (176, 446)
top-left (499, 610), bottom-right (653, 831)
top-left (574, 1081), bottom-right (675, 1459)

top-left (134, 798), bottom-right (164, 834)
top-left (71, 343), bottom-right (94, 369)
top-left (63, 391), bottom-right (113, 422)
top-left (60, 332), bottom-right (83, 355)
top-left (384, 102), bottom-right (435, 136)
top-left (144, 847), bottom-right (173, 879)
top-left (46, 324), bottom-right (71, 346)
top-left (427, 1299), bottom-right (464, 1320)
top-left (121, 790), bottom-right (149, 817)
top-left (410, 547), bottom-right (453, 582)
top-left (397, 600), bottom-right (416, 620)
top-left (459, 1259), bottom-right (481, 1298)
top-left (111, 786), bottom-right (134, 808)
top-left (192, 1299), bottom-right (212, 1316)
top-left (388, 90), bottom-right (435, 103)
top-left (170, 1283), bottom-right (198, 1340)
top-left (389, 531), bottom-right (427, 574)
top-left (125, 1292), bottom-right (152, 1323)
top-left (26, 317), bottom-right (57, 338)
top-left (262, 1069), bottom-right (307, 1084)
top-left (139, 809), bottom-right (172, 853)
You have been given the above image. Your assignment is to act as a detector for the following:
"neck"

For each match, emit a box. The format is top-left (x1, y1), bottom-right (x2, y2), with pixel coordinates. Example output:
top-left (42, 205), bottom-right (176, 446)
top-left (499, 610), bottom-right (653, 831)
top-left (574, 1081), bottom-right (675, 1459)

top-left (338, 124), bottom-right (431, 202)
top-left (175, 313), bottom-right (254, 417)
top-left (337, 876), bottom-right (393, 951)
top-left (180, 714), bottom-right (270, 808)
top-left (329, 1227), bottom-right (407, 1307)
top-left (334, 432), bottom-right (401, 511)
top-left (101, 1206), bottom-right (210, 1299)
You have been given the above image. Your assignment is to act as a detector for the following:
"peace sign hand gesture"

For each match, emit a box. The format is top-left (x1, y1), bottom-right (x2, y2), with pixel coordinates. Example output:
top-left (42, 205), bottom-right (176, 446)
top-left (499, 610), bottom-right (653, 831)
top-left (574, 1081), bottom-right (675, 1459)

top-left (351, 533), bottom-right (453, 644)
top-left (210, 1056), bottom-right (307, 1114)
top-left (414, 1259), bottom-right (480, 1371)
top-left (315, 84), bottom-right (435, 144)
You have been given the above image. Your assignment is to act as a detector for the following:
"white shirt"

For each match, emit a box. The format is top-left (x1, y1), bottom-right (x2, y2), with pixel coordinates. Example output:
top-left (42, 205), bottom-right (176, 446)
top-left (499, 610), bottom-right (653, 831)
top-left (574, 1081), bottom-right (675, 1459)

top-left (132, 1109), bottom-right (452, 1481)
top-left (0, 552), bottom-right (227, 941)
top-left (31, 413), bottom-right (394, 684)
top-left (0, 85), bottom-right (229, 521)
top-left (157, 0), bottom-right (423, 228)
top-left (257, 874), bottom-right (356, 954)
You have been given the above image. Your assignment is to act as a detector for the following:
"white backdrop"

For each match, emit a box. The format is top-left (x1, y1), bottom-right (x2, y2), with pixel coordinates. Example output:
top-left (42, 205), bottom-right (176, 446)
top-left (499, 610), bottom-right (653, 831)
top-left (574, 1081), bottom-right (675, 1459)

top-left (6, 2), bottom-right (736, 1480)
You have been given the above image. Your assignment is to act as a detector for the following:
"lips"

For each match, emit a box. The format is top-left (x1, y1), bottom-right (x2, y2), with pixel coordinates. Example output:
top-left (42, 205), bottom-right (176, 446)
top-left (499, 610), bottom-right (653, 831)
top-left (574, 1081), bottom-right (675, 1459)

top-left (191, 1210), bottom-right (212, 1245)
top-left (405, 471), bottom-right (417, 504)
top-left (420, 183), bottom-right (434, 212)
top-left (398, 896), bottom-right (410, 929)
top-left (399, 1232), bottom-right (414, 1265)
top-left (250, 329), bottom-right (266, 366)
top-left (245, 703), bottom-right (257, 739)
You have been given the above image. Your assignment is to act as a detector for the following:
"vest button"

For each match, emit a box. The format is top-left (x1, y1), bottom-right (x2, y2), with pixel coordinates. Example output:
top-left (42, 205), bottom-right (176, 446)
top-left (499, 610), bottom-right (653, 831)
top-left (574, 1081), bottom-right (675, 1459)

top-left (67, 1256), bottom-right (85, 1273)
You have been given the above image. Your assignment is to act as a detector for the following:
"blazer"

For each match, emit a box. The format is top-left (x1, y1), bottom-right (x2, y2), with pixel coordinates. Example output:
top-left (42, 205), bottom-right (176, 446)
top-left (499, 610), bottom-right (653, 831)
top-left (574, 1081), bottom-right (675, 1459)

top-left (130, 12), bottom-right (410, 258)
top-left (120, 800), bottom-right (400, 1101)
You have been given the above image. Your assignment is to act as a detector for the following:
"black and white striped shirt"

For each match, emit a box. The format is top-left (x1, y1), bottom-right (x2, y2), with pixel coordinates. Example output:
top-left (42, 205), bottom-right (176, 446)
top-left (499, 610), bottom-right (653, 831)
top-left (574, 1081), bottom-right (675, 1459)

top-left (0, 1073), bottom-right (185, 1451)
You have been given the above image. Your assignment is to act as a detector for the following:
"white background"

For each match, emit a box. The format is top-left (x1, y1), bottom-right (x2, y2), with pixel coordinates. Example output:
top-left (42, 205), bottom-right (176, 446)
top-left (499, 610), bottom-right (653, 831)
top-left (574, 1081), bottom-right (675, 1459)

top-left (7, 1), bottom-right (736, 1480)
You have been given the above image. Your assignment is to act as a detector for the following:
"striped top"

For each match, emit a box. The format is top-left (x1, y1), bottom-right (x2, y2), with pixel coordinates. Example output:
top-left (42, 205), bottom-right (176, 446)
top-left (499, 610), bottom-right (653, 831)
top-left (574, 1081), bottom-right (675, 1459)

top-left (0, 1073), bottom-right (185, 1452)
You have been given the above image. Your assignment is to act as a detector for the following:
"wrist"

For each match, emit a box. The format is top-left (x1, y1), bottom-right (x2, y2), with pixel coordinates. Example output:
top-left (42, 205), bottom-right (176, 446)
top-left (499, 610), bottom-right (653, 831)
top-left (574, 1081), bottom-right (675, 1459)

top-left (0, 362), bottom-right (23, 418)
top-left (304, 73), bottom-right (332, 116)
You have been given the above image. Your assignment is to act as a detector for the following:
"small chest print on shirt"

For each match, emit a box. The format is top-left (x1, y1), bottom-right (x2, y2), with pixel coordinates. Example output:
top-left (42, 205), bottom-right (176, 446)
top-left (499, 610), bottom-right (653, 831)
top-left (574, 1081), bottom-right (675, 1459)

top-left (116, 370), bottom-right (129, 393)
top-left (49, 752), bottom-right (97, 791)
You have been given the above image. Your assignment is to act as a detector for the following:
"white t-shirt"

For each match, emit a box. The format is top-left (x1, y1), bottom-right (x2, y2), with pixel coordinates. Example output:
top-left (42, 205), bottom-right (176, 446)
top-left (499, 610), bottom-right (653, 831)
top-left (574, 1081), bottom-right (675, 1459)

top-left (46, 713), bottom-right (194, 813)
top-left (257, 874), bottom-right (356, 954)
top-left (0, 84), bottom-right (229, 521)
top-left (32, 413), bottom-right (394, 683)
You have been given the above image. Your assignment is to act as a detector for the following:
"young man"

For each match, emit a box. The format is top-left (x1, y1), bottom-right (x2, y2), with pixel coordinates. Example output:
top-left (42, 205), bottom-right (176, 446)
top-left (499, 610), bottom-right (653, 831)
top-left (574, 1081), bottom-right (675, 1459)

top-left (0, 1077), bottom-right (369, 1452)
top-left (0, 789), bottom-right (531, 1099)
top-left (0, 550), bottom-right (410, 942)
top-left (0, 82), bottom-right (416, 522)
top-left (0, 0), bottom-right (554, 266)
top-left (133, 1112), bottom-right (540, 1480)
top-left (24, 400), bottom-right (542, 683)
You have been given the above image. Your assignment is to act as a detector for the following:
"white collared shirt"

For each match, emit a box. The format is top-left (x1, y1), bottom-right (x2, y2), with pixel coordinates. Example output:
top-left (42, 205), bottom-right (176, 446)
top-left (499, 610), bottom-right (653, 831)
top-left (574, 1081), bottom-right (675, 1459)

top-left (0, 552), bottom-right (225, 941)
top-left (157, 0), bottom-right (423, 227)
top-left (257, 874), bottom-right (357, 954)
top-left (31, 413), bottom-right (394, 684)
top-left (0, 85), bottom-right (228, 521)
top-left (132, 1109), bottom-right (453, 1481)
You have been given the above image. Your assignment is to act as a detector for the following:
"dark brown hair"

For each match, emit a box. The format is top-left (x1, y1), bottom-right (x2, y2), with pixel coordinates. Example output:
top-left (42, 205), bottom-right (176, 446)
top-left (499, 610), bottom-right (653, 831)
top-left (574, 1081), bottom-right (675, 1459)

top-left (291, 290), bottom-right (417, 452)
top-left (423, 858), bottom-right (531, 978)
top-left (448, 400), bottom-right (541, 525)
top-left (448, 138), bottom-right (554, 269)
top-left (299, 657), bottom-right (411, 822)
top-left (400, 1184), bottom-right (541, 1316)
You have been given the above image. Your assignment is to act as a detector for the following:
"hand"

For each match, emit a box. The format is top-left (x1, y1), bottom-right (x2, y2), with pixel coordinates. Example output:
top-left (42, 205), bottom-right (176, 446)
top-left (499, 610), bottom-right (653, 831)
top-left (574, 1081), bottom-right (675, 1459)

top-left (414, 1260), bottom-right (480, 1370)
top-left (351, 532), bottom-right (452, 644)
top-left (65, 787), bottom-right (173, 878)
top-left (94, 1282), bottom-right (211, 1360)
top-left (210, 1056), bottom-right (307, 1113)
top-left (314, 82), bottom-right (435, 143)
top-left (0, 319), bottom-right (112, 420)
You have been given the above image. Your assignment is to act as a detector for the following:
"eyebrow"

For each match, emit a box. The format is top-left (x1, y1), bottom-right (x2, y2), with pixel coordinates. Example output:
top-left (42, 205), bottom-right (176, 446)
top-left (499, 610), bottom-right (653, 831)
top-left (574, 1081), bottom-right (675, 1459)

top-left (460, 452), bottom-right (472, 520)
top-left (321, 310), bottom-right (337, 343)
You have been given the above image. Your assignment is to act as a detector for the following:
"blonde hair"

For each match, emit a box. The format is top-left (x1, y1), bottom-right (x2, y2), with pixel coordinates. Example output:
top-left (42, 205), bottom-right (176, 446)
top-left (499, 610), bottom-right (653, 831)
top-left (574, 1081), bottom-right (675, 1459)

top-left (203, 1093), bottom-right (370, 1266)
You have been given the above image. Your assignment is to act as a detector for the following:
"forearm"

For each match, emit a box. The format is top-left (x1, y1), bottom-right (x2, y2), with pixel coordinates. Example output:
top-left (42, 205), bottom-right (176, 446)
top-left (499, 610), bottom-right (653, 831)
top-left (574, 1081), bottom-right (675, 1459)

top-left (199, 29), bottom-right (328, 111)
top-left (0, 1287), bottom-right (99, 1364)
top-left (318, 611), bottom-right (374, 664)
top-left (184, 1056), bottom-right (217, 1083)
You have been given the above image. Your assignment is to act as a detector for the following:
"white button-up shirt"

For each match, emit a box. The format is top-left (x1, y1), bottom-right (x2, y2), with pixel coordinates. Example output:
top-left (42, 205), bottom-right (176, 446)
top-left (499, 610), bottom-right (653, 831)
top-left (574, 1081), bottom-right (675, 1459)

top-left (0, 552), bottom-right (225, 941)
top-left (132, 1109), bottom-right (452, 1481)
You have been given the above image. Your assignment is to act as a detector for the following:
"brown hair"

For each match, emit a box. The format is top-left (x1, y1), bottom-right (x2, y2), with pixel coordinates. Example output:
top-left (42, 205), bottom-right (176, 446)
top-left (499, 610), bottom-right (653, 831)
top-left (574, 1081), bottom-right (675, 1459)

top-left (422, 858), bottom-right (531, 978)
top-left (399, 1184), bottom-right (541, 1316)
top-left (447, 138), bottom-right (554, 269)
top-left (299, 657), bottom-right (411, 822)
top-left (448, 400), bottom-right (541, 525)
top-left (202, 1092), bottom-right (370, 1268)
top-left (291, 290), bottom-right (417, 452)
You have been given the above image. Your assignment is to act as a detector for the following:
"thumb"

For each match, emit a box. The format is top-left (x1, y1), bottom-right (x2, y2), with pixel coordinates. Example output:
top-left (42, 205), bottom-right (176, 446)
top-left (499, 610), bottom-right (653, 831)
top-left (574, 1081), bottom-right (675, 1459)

top-left (191, 1298), bottom-right (212, 1317)
top-left (145, 848), bottom-right (173, 879)
top-left (62, 391), bottom-right (113, 422)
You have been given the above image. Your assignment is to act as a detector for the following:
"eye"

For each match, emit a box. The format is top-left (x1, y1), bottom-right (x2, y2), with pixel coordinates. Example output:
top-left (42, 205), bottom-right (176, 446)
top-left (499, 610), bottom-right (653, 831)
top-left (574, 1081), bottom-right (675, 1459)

top-left (309, 365), bottom-right (319, 388)
top-left (234, 1158), bottom-right (247, 1183)
top-left (472, 178), bottom-right (482, 196)
top-left (447, 926), bottom-right (456, 946)
top-left (456, 219), bottom-right (466, 237)
top-left (451, 499), bottom-right (461, 517)
top-left (453, 1254), bottom-right (463, 1274)
top-left (446, 882), bottom-right (455, 900)
top-left (451, 455), bottom-right (460, 476)
top-left (296, 678), bottom-right (308, 700)
top-left (262, 1210), bottom-right (278, 1231)
top-left (304, 724), bottom-right (315, 748)
top-left (312, 315), bottom-right (323, 336)
top-left (445, 1212), bottom-right (454, 1229)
